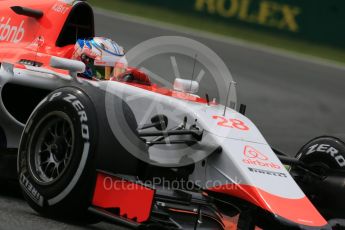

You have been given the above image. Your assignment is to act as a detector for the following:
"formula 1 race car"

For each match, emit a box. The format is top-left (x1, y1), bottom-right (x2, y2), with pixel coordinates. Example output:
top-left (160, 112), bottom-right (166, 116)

top-left (0, 0), bottom-right (344, 230)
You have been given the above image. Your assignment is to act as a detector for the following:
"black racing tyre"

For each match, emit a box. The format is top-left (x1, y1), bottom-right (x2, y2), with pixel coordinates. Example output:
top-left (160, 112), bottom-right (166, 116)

top-left (18, 87), bottom-right (99, 222)
top-left (296, 136), bottom-right (345, 219)
top-left (296, 136), bottom-right (345, 172)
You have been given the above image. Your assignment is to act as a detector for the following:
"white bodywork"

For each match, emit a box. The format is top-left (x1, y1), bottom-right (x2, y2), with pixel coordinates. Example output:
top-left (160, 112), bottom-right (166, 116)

top-left (104, 81), bottom-right (302, 196)
top-left (0, 61), bottom-right (325, 227)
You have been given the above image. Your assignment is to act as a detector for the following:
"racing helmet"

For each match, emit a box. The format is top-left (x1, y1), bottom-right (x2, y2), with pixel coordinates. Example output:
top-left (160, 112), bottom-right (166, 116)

top-left (72, 37), bottom-right (127, 80)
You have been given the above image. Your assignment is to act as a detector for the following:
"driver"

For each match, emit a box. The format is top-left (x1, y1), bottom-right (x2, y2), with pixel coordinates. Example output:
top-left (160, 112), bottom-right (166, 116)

top-left (72, 37), bottom-right (127, 80)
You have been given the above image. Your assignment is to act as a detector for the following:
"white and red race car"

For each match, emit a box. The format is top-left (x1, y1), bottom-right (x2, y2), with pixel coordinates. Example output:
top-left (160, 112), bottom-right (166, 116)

top-left (0, 0), bottom-right (344, 229)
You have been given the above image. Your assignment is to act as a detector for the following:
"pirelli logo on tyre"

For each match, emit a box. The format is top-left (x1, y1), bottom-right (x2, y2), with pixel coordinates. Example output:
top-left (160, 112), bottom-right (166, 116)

top-left (19, 173), bottom-right (44, 207)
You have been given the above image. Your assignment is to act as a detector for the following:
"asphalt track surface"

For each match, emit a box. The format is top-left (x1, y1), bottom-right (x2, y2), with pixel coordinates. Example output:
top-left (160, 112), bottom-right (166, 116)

top-left (1, 8), bottom-right (345, 230)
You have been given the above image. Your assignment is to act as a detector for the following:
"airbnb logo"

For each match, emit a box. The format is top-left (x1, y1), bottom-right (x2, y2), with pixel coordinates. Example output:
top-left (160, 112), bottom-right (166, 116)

top-left (0, 17), bottom-right (25, 43)
top-left (243, 145), bottom-right (281, 169)
top-left (243, 145), bottom-right (269, 160)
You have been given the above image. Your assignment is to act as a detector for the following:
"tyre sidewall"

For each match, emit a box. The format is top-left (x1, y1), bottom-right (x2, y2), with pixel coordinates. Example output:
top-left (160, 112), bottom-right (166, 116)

top-left (296, 136), bottom-right (345, 170)
top-left (18, 87), bottom-right (98, 218)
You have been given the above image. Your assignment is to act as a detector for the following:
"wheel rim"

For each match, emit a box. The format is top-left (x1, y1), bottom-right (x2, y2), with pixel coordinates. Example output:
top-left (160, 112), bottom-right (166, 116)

top-left (28, 111), bottom-right (75, 185)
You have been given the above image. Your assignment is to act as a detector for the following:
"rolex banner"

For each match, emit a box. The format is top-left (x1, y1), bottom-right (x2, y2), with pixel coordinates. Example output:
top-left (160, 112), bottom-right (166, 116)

top-left (132, 0), bottom-right (345, 47)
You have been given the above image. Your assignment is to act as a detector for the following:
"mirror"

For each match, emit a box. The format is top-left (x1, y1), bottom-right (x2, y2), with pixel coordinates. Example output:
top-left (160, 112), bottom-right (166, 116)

top-left (50, 56), bottom-right (85, 74)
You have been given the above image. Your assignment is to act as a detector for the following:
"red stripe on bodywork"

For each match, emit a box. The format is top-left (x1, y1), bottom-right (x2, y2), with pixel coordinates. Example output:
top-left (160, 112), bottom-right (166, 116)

top-left (14, 63), bottom-right (27, 69)
top-left (208, 184), bottom-right (327, 227)
top-left (112, 73), bottom-right (213, 105)
top-left (118, 81), bottom-right (210, 104)
top-left (92, 172), bottom-right (155, 223)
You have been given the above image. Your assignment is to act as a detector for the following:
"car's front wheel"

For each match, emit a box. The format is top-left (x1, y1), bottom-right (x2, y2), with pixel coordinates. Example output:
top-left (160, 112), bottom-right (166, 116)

top-left (295, 136), bottom-right (345, 219)
top-left (18, 87), bottom-right (98, 222)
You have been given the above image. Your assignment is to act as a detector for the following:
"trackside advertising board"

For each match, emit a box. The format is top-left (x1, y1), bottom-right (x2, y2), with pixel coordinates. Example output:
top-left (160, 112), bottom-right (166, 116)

top-left (132, 0), bottom-right (345, 47)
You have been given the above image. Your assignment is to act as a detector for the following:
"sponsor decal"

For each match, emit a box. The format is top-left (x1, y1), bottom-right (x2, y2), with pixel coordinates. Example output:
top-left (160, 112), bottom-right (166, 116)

top-left (48, 92), bottom-right (90, 140)
top-left (94, 61), bottom-right (107, 65)
top-left (306, 144), bottom-right (345, 168)
top-left (46, 92), bottom-right (91, 205)
top-left (195, 0), bottom-right (301, 32)
top-left (63, 94), bottom-right (89, 140)
top-left (52, 2), bottom-right (70, 14)
top-left (244, 145), bottom-right (268, 160)
top-left (243, 145), bottom-right (281, 169)
top-left (19, 173), bottom-right (44, 206)
top-left (248, 167), bottom-right (287, 178)
top-left (27, 36), bottom-right (45, 49)
top-left (0, 17), bottom-right (25, 43)
top-left (49, 92), bottom-right (62, 101)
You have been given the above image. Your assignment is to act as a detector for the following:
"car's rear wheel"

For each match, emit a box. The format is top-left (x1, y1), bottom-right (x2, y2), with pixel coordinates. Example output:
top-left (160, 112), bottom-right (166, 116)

top-left (18, 87), bottom-right (99, 223)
